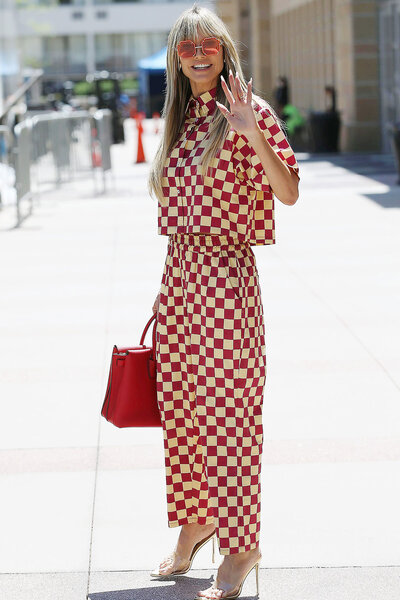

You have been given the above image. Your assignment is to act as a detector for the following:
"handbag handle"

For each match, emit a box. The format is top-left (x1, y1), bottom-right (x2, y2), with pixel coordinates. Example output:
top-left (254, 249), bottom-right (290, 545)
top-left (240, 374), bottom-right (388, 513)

top-left (140, 312), bottom-right (157, 357)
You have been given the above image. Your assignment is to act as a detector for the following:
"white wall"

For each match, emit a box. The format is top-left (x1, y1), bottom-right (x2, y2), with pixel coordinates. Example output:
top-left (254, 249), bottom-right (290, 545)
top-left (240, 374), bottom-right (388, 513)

top-left (16, 2), bottom-right (195, 37)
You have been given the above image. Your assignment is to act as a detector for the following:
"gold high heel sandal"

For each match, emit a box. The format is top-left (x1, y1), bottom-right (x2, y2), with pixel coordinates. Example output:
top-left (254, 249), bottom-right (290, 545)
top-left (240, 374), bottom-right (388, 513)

top-left (150, 529), bottom-right (216, 578)
top-left (194, 557), bottom-right (260, 599)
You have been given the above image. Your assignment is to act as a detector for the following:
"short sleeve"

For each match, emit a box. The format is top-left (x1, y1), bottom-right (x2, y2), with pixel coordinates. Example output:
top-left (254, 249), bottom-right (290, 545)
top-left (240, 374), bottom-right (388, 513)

top-left (232, 103), bottom-right (300, 191)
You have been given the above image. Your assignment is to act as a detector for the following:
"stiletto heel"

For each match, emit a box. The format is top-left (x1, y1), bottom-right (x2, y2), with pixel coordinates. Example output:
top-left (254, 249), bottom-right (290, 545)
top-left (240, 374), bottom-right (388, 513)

top-left (194, 556), bottom-right (261, 599)
top-left (255, 562), bottom-right (259, 596)
top-left (212, 534), bottom-right (215, 563)
top-left (150, 529), bottom-right (216, 578)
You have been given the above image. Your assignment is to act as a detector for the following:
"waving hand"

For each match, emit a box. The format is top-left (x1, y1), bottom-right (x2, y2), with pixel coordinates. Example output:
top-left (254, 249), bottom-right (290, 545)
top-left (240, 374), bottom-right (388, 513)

top-left (216, 70), bottom-right (259, 138)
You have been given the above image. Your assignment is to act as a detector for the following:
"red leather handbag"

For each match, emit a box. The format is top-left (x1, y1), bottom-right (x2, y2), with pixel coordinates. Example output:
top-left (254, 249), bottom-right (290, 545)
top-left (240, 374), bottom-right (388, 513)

top-left (101, 313), bottom-right (162, 427)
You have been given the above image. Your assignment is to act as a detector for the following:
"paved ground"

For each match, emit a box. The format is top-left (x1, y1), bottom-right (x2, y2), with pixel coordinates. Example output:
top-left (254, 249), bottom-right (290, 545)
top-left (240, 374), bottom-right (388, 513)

top-left (0, 118), bottom-right (399, 600)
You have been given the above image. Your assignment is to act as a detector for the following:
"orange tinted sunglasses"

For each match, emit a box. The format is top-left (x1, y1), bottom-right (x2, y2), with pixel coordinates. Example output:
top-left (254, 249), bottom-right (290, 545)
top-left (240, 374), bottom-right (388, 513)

top-left (177, 37), bottom-right (223, 59)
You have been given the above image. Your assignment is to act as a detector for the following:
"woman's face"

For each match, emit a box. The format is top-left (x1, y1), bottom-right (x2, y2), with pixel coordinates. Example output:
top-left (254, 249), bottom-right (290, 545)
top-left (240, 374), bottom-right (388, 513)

top-left (178, 32), bottom-right (225, 96)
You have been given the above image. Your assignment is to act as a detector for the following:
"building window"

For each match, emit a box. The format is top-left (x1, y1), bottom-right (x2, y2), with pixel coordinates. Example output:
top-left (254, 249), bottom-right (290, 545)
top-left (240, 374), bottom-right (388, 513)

top-left (94, 32), bottom-right (167, 72)
top-left (42, 35), bottom-right (86, 75)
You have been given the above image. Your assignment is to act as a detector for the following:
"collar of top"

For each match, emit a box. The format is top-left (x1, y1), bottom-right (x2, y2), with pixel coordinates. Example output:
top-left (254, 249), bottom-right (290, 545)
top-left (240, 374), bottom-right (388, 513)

top-left (185, 85), bottom-right (218, 118)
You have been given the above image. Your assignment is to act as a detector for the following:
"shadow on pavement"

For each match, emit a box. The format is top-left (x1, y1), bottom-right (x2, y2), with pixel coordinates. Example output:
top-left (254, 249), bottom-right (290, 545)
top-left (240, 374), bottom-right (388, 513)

top-left (297, 151), bottom-right (400, 209)
top-left (363, 191), bottom-right (400, 209)
top-left (87, 573), bottom-right (257, 600)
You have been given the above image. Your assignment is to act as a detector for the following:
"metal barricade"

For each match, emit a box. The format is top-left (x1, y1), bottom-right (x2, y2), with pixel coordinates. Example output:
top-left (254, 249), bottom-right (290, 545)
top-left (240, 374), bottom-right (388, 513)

top-left (5, 109), bottom-right (113, 227)
top-left (29, 110), bottom-right (93, 191)
top-left (0, 125), bottom-right (11, 165)
top-left (14, 121), bottom-right (33, 225)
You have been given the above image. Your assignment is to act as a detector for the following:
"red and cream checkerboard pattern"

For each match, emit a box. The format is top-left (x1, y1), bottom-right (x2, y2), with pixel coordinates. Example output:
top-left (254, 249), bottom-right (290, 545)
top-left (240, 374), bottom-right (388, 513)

top-left (155, 232), bottom-right (267, 554)
top-left (158, 85), bottom-right (300, 246)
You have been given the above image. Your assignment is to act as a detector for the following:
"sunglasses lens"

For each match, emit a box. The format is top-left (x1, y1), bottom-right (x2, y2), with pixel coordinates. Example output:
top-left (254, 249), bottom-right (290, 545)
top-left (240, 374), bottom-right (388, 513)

top-left (202, 38), bottom-right (220, 55)
top-left (177, 38), bottom-right (221, 58)
top-left (178, 41), bottom-right (195, 58)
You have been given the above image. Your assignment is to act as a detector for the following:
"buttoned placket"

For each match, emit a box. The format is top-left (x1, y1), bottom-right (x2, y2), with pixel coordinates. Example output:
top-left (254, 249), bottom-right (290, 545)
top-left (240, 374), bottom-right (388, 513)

top-left (174, 91), bottom-right (216, 229)
top-left (177, 97), bottom-right (201, 229)
top-left (177, 122), bottom-right (195, 229)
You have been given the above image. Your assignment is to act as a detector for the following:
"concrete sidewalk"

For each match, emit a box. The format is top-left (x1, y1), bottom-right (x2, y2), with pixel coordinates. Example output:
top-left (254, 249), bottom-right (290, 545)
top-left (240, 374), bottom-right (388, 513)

top-left (0, 119), bottom-right (399, 600)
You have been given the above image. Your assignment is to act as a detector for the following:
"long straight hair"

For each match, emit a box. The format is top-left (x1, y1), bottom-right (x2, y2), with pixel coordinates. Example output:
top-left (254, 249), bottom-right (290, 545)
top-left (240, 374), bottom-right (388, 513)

top-left (148, 3), bottom-right (286, 206)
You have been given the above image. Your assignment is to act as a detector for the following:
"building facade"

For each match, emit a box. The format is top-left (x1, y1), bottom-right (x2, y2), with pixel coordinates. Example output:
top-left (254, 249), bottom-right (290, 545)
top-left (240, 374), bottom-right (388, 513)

top-left (379, 0), bottom-right (400, 152)
top-left (15, 0), bottom-right (214, 80)
top-left (11, 0), bottom-right (399, 152)
top-left (216, 0), bottom-right (384, 153)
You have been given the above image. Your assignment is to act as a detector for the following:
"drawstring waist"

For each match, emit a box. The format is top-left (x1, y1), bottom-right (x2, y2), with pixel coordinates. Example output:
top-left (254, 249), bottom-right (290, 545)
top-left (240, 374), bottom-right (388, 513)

top-left (169, 232), bottom-right (247, 249)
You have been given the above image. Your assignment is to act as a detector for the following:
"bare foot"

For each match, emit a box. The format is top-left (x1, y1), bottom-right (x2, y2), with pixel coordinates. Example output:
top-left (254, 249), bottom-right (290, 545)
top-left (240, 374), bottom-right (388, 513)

top-left (196, 547), bottom-right (261, 598)
top-left (155, 522), bottom-right (216, 576)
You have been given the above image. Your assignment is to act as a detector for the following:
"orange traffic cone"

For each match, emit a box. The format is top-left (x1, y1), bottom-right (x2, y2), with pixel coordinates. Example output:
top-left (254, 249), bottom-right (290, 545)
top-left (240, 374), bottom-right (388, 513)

top-left (135, 116), bottom-right (146, 163)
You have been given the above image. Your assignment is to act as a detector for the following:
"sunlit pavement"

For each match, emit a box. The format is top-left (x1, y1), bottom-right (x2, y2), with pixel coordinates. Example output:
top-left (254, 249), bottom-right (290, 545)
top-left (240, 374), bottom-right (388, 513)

top-left (0, 118), bottom-right (399, 599)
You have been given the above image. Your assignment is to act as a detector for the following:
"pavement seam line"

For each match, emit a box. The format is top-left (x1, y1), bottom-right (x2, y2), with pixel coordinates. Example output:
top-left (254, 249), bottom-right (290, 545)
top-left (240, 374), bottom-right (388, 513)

top-left (86, 224), bottom-right (119, 600)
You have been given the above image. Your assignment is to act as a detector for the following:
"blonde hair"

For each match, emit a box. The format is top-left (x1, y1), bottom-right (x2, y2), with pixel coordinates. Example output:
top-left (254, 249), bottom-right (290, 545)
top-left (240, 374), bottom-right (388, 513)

top-left (148, 2), bottom-right (286, 205)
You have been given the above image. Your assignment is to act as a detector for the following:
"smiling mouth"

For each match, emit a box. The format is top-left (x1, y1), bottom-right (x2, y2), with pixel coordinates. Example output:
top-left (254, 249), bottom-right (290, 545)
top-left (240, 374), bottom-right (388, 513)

top-left (192, 64), bottom-right (212, 70)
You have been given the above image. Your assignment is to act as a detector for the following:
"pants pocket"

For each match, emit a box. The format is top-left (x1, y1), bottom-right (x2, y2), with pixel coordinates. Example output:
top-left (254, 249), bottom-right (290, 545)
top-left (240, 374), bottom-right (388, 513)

top-left (220, 246), bottom-right (258, 301)
top-left (220, 248), bottom-right (242, 300)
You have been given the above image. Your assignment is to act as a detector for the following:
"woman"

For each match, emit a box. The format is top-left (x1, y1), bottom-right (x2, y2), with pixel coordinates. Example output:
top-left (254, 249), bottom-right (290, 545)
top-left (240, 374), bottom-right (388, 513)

top-left (148, 4), bottom-right (300, 599)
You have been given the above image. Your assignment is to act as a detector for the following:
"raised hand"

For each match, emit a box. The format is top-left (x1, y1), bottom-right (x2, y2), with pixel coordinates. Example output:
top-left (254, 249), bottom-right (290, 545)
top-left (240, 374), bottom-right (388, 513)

top-left (216, 70), bottom-right (259, 137)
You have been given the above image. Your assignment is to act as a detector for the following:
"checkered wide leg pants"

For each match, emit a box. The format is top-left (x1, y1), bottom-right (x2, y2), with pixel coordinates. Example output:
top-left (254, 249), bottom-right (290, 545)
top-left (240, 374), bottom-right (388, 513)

top-left (155, 232), bottom-right (267, 555)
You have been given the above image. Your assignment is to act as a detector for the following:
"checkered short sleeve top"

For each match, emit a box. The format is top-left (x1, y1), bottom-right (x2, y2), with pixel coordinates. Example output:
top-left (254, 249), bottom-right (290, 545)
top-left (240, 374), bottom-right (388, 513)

top-left (157, 85), bottom-right (300, 246)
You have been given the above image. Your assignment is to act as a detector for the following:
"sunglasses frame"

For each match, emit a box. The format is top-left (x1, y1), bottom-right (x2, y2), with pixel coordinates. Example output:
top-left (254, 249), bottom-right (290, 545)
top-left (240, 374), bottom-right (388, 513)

top-left (176, 37), bottom-right (223, 58)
